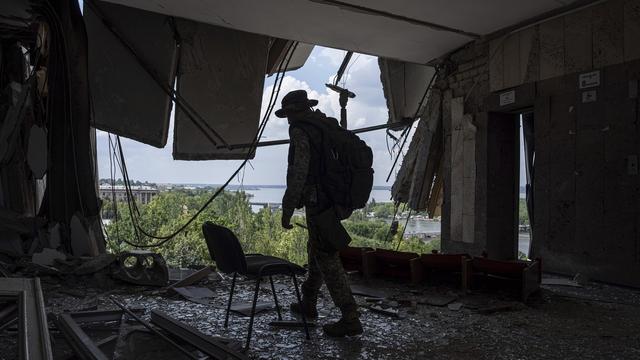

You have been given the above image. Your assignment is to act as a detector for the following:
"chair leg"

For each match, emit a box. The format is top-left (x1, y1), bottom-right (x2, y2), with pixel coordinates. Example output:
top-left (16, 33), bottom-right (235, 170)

top-left (269, 276), bottom-right (282, 321)
top-left (244, 277), bottom-right (262, 351)
top-left (291, 271), bottom-right (311, 340)
top-left (225, 273), bottom-right (237, 328)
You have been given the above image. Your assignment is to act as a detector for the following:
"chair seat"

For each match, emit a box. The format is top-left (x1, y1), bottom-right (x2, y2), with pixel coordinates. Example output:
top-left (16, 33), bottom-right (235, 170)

top-left (244, 255), bottom-right (306, 277)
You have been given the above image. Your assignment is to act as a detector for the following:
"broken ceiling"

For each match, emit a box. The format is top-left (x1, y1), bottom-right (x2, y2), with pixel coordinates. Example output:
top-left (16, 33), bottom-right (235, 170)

top-left (84, 0), bottom-right (313, 157)
top-left (101, 0), bottom-right (586, 64)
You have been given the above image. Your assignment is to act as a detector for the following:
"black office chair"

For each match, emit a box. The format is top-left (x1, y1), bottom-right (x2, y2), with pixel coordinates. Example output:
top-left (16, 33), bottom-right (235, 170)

top-left (202, 222), bottom-right (310, 350)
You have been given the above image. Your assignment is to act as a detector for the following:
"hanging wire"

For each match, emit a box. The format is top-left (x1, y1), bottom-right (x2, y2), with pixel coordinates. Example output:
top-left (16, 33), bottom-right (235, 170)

top-left (111, 42), bottom-right (299, 248)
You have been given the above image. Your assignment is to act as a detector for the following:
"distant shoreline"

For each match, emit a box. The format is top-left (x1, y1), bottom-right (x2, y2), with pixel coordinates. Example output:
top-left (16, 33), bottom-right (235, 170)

top-left (160, 183), bottom-right (393, 191)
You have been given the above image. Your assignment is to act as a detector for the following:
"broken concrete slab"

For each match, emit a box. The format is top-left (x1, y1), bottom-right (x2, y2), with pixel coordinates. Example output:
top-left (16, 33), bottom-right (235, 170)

top-left (111, 251), bottom-right (168, 287)
top-left (32, 248), bottom-right (66, 267)
top-left (74, 254), bottom-right (116, 275)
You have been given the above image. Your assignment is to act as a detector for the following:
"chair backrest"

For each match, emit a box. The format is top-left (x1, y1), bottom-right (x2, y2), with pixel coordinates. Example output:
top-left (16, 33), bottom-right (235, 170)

top-left (202, 222), bottom-right (247, 274)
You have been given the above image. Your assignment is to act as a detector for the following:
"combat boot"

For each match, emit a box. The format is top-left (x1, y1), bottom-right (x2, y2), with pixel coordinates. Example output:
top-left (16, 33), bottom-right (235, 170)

top-left (322, 306), bottom-right (363, 337)
top-left (290, 297), bottom-right (319, 319)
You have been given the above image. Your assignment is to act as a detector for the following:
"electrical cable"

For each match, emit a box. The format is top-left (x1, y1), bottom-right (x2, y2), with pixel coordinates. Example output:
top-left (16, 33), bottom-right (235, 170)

top-left (385, 68), bottom-right (440, 182)
top-left (113, 42), bottom-right (299, 248)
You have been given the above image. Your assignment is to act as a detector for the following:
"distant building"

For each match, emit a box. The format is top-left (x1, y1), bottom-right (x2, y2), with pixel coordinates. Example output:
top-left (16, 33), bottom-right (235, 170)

top-left (99, 184), bottom-right (159, 205)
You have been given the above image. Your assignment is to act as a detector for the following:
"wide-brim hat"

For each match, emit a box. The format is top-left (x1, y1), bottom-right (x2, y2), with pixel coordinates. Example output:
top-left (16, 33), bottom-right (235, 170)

top-left (275, 90), bottom-right (318, 118)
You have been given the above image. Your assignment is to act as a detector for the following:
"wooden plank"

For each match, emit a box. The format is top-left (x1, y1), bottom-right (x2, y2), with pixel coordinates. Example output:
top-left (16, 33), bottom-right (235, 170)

top-left (489, 37), bottom-right (505, 92)
top-left (624, 0), bottom-right (640, 62)
top-left (503, 33), bottom-right (521, 88)
top-left (564, 8), bottom-right (593, 74)
top-left (539, 18), bottom-right (565, 80)
top-left (592, 0), bottom-right (625, 68)
top-left (519, 27), bottom-right (539, 83)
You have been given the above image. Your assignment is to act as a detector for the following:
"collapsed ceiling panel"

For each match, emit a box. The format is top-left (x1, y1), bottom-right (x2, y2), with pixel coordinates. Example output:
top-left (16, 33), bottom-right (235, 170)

top-left (103, 0), bottom-right (583, 64)
top-left (266, 40), bottom-right (314, 76)
top-left (84, 1), bottom-right (177, 148)
top-left (379, 59), bottom-right (436, 125)
top-left (172, 20), bottom-right (269, 160)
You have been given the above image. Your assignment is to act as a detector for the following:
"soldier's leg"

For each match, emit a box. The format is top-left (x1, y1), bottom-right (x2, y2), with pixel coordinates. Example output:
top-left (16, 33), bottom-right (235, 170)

top-left (315, 249), bottom-right (362, 337)
top-left (301, 239), bottom-right (323, 299)
top-left (313, 249), bottom-right (357, 314)
top-left (290, 216), bottom-right (322, 318)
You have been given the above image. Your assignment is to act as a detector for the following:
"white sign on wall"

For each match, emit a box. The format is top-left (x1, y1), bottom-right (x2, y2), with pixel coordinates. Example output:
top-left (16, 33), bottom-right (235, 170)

top-left (499, 90), bottom-right (516, 106)
top-left (579, 71), bottom-right (600, 89)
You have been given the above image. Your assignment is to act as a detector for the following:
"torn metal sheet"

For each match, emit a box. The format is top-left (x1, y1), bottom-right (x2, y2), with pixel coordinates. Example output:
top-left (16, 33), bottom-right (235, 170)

top-left (0, 277), bottom-right (53, 360)
top-left (379, 59), bottom-right (435, 125)
top-left (173, 20), bottom-right (269, 160)
top-left (84, 0), bottom-right (176, 147)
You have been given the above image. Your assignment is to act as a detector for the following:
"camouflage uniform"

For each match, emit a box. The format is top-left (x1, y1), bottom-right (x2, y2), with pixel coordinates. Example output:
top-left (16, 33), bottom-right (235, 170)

top-left (282, 110), bottom-right (358, 316)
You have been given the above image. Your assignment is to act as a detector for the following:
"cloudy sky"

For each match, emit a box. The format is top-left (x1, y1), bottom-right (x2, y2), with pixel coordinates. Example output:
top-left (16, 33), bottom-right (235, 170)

top-left (96, 46), bottom-right (408, 186)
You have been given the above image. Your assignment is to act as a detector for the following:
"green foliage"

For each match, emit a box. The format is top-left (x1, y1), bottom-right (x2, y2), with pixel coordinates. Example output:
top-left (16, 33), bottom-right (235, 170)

top-left (104, 193), bottom-right (440, 268)
top-left (519, 199), bottom-right (530, 225)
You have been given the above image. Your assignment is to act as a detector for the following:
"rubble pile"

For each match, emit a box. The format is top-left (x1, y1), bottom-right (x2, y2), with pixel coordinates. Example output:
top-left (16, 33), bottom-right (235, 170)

top-left (1, 249), bottom-right (640, 359)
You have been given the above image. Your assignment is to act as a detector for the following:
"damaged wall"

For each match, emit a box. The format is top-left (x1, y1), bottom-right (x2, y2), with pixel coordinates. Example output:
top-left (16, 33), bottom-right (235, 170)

top-left (393, 0), bottom-right (640, 287)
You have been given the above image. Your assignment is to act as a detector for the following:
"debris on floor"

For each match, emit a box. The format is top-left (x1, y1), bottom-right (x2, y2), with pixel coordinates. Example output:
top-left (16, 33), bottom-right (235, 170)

top-left (1, 251), bottom-right (640, 360)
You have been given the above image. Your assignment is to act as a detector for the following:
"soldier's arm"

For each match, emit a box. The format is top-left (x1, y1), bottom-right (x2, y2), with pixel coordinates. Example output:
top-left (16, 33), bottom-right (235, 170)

top-left (282, 127), bottom-right (311, 221)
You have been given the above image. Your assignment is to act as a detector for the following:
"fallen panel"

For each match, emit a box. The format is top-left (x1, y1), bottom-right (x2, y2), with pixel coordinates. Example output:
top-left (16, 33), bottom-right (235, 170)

top-left (379, 59), bottom-right (435, 124)
top-left (150, 310), bottom-right (247, 360)
top-left (0, 277), bottom-right (53, 360)
top-left (84, 0), bottom-right (176, 147)
top-left (266, 40), bottom-right (314, 76)
top-left (173, 20), bottom-right (269, 160)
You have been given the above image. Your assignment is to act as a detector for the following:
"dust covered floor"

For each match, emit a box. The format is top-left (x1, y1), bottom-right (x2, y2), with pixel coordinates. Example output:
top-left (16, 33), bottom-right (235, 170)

top-left (3, 272), bottom-right (640, 360)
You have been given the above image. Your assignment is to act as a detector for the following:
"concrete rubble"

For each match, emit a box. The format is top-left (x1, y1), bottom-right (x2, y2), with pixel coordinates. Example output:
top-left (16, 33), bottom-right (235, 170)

top-left (1, 254), bottom-right (639, 359)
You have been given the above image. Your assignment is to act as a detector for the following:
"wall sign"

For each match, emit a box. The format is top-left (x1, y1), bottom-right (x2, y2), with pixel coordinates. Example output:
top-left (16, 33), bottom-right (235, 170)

top-left (582, 90), bottom-right (597, 103)
top-left (499, 90), bottom-right (516, 106)
top-left (579, 71), bottom-right (600, 89)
